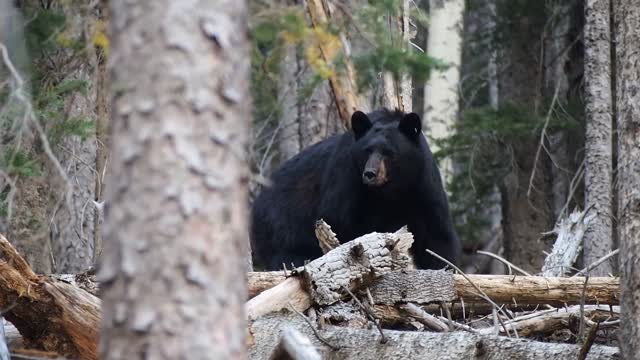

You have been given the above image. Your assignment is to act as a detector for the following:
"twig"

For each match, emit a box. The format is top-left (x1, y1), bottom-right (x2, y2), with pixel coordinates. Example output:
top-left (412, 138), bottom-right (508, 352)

top-left (573, 249), bottom-right (619, 277)
top-left (345, 287), bottom-right (386, 343)
top-left (578, 321), bottom-right (600, 360)
top-left (287, 301), bottom-right (339, 350)
top-left (578, 275), bottom-right (589, 339)
top-left (527, 78), bottom-right (561, 199)
top-left (435, 315), bottom-right (478, 333)
top-left (425, 249), bottom-right (517, 337)
top-left (476, 250), bottom-right (533, 276)
top-left (401, 303), bottom-right (448, 332)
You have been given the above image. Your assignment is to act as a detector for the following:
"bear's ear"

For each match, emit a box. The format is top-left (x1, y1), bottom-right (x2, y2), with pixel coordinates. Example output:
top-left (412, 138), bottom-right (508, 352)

top-left (399, 112), bottom-right (422, 139)
top-left (351, 111), bottom-right (372, 140)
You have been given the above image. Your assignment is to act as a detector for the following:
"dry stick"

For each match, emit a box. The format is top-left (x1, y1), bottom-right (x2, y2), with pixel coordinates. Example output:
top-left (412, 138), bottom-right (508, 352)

top-left (527, 79), bottom-right (562, 199)
top-left (287, 301), bottom-right (338, 350)
top-left (425, 249), bottom-right (517, 338)
top-left (0, 43), bottom-right (73, 222)
top-left (435, 314), bottom-right (478, 333)
top-left (345, 287), bottom-right (386, 343)
top-left (401, 303), bottom-right (449, 332)
top-left (442, 302), bottom-right (454, 331)
top-left (585, 318), bottom-right (619, 328)
top-left (573, 249), bottom-right (620, 277)
top-left (476, 250), bottom-right (533, 276)
top-left (578, 321), bottom-right (600, 360)
top-left (578, 275), bottom-right (590, 339)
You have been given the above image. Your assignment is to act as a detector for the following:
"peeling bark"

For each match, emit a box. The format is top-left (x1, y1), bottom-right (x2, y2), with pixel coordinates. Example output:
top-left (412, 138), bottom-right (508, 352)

top-left (100, 0), bottom-right (250, 358)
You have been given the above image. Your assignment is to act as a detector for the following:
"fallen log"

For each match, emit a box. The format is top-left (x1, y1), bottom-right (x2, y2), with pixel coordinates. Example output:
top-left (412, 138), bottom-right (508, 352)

top-left (248, 270), bottom-right (620, 314)
top-left (247, 228), bottom-right (414, 319)
top-left (478, 305), bottom-right (619, 337)
top-left (250, 312), bottom-right (620, 359)
top-left (0, 235), bottom-right (99, 360)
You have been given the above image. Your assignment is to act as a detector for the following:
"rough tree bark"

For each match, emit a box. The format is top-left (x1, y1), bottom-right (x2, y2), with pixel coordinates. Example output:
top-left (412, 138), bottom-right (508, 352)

top-left (277, 42), bottom-right (341, 161)
top-left (49, 3), bottom-right (99, 273)
top-left (423, 0), bottom-right (465, 184)
top-left (100, 0), bottom-right (250, 358)
top-left (498, 2), bottom-right (554, 273)
top-left (583, 0), bottom-right (613, 276)
top-left (615, 0), bottom-right (640, 356)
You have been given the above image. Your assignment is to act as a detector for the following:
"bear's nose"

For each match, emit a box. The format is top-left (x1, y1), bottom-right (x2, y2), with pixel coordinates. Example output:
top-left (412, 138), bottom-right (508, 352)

top-left (363, 170), bottom-right (377, 183)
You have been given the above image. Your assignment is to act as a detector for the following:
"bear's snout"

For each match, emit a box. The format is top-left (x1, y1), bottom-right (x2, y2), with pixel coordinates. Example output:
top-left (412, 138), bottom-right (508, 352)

top-left (362, 153), bottom-right (388, 186)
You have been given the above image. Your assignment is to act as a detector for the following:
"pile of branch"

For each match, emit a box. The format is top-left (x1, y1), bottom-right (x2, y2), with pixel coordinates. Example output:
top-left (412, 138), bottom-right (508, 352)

top-left (0, 216), bottom-right (621, 359)
top-left (248, 220), bottom-right (620, 359)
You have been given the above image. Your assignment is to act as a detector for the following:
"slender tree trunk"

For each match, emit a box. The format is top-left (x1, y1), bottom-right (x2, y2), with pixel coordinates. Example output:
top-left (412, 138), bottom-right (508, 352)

top-left (49, 3), bottom-right (98, 273)
top-left (423, 0), bottom-right (465, 185)
top-left (615, 0), bottom-right (640, 356)
top-left (278, 43), bottom-right (341, 162)
top-left (93, 0), bottom-right (110, 266)
top-left (583, 0), bottom-right (613, 276)
top-left (100, 0), bottom-right (250, 358)
top-left (380, 0), bottom-right (413, 112)
top-left (498, 1), bottom-right (554, 273)
top-left (545, 3), bottom-right (572, 222)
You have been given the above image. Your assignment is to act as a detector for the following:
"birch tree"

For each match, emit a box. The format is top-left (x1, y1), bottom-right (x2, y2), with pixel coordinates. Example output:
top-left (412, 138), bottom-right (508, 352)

top-left (423, 0), bottom-right (465, 184)
top-left (100, 0), bottom-right (250, 358)
top-left (615, 0), bottom-right (640, 355)
top-left (583, 0), bottom-right (613, 276)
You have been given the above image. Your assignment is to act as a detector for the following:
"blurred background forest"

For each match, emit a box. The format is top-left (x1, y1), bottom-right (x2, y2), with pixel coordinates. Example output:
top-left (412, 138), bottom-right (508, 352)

top-left (0, 0), bottom-right (608, 275)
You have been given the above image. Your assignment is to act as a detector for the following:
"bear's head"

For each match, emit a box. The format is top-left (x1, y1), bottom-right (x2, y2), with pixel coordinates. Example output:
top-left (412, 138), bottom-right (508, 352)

top-left (350, 109), bottom-right (425, 194)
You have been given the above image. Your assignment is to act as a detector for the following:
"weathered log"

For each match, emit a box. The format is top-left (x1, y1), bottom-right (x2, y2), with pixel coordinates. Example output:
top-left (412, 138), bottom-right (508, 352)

top-left (0, 235), bottom-right (99, 360)
top-left (247, 228), bottom-right (414, 319)
top-left (250, 312), bottom-right (620, 359)
top-left (249, 270), bottom-right (620, 308)
top-left (269, 327), bottom-right (322, 360)
top-left (249, 272), bottom-right (288, 298)
top-left (454, 274), bottom-right (619, 306)
top-left (247, 277), bottom-right (312, 320)
top-left (541, 209), bottom-right (589, 276)
top-left (478, 305), bottom-right (619, 337)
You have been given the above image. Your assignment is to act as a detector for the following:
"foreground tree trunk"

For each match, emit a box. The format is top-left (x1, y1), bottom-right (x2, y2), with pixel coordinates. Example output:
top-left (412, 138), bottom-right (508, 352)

top-left (101, 1), bottom-right (250, 358)
top-left (583, 0), bottom-right (613, 276)
top-left (615, 0), bottom-right (640, 356)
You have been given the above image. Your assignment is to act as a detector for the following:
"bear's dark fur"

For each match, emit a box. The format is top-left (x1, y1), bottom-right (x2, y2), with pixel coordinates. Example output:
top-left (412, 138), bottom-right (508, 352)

top-left (250, 109), bottom-right (461, 270)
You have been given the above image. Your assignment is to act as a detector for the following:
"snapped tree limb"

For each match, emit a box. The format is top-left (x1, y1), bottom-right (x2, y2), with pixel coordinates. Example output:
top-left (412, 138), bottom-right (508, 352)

top-left (0, 235), bottom-right (99, 360)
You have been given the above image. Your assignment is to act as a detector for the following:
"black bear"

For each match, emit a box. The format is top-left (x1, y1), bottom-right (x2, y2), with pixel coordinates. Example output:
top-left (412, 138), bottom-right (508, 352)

top-left (250, 108), bottom-right (460, 270)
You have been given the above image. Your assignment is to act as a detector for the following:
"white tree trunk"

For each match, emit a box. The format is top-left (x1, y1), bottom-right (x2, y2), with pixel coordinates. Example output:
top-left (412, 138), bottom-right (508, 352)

top-left (101, 0), bottom-right (250, 358)
top-left (423, 0), bottom-right (465, 185)
top-left (583, 0), bottom-right (613, 276)
top-left (615, 0), bottom-right (640, 355)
